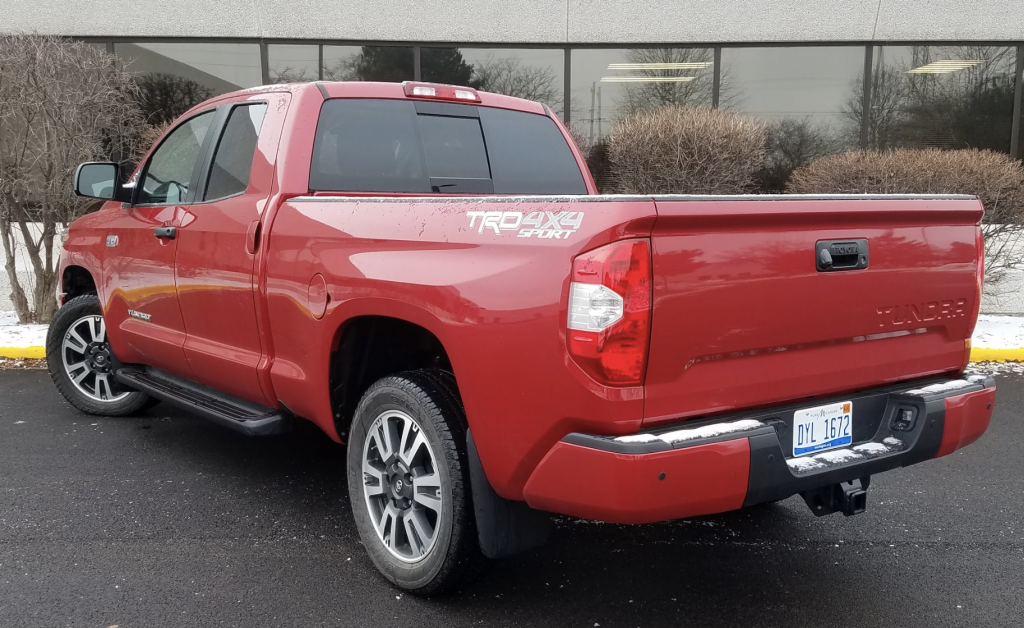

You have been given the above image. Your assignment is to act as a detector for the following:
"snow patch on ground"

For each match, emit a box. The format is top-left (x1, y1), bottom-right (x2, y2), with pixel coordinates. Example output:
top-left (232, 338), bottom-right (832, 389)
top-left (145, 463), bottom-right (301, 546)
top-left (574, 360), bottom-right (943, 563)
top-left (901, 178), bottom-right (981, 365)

top-left (971, 361), bottom-right (1024, 376)
top-left (615, 419), bottom-right (764, 445)
top-left (0, 311), bottom-right (48, 348)
top-left (972, 315), bottom-right (1024, 349)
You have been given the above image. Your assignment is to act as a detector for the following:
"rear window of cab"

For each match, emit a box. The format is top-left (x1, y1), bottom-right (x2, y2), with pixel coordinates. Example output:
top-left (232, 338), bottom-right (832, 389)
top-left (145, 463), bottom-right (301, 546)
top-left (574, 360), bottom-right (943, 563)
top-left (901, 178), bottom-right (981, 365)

top-left (309, 98), bottom-right (587, 195)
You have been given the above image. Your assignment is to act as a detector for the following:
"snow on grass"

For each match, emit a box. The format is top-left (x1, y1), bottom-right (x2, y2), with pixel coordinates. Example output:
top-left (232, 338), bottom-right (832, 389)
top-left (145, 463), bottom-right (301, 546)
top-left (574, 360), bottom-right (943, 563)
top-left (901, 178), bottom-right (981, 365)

top-left (973, 315), bottom-right (1024, 349)
top-left (0, 311), bottom-right (48, 349)
top-left (615, 419), bottom-right (764, 445)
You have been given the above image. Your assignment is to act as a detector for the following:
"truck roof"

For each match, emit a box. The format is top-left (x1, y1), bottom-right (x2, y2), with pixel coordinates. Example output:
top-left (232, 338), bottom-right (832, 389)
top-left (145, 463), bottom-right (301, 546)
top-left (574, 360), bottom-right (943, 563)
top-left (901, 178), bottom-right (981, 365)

top-left (205, 81), bottom-right (549, 116)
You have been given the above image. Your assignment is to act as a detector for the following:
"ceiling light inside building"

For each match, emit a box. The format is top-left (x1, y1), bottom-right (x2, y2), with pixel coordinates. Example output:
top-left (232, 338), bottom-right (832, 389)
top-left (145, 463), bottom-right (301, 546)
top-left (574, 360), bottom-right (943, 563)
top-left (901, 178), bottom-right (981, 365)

top-left (607, 62), bottom-right (712, 70)
top-left (906, 60), bottom-right (984, 74)
top-left (600, 76), bottom-right (696, 82)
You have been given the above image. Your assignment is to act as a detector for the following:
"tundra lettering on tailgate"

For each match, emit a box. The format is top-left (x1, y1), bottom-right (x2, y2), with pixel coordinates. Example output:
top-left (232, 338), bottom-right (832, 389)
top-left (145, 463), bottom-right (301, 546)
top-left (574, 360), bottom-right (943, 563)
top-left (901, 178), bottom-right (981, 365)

top-left (467, 211), bottom-right (584, 239)
top-left (876, 299), bottom-right (967, 328)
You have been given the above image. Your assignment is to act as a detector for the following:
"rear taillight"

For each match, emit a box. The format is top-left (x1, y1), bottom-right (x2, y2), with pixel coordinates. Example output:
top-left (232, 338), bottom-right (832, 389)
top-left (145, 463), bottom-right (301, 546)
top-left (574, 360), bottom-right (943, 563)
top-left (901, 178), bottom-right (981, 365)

top-left (567, 239), bottom-right (652, 386)
top-left (403, 81), bottom-right (481, 102)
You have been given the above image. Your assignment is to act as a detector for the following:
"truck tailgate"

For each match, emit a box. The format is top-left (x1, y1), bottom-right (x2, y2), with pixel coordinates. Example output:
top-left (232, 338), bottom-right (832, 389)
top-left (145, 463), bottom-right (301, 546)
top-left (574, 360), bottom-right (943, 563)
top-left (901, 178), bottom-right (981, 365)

top-left (643, 196), bottom-right (984, 425)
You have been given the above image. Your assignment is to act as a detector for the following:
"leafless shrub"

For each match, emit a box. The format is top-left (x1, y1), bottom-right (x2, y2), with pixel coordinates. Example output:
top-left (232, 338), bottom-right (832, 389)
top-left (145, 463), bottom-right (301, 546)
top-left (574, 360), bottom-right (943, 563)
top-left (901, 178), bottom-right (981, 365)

top-left (758, 117), bottom-right (846, 192)
top-left (0, 34), bottom-right (147, 323)
top-left (788, 148), bottom-right (1024, 286)
top-left (607, 105), bottom-right (767, 194)
top-left (138, 121), bottom-right (170, 156)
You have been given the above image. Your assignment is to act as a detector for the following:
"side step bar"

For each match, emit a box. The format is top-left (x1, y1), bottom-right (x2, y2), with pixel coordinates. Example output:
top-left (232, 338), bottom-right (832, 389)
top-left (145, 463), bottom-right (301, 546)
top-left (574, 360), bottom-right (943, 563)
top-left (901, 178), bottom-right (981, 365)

top-left (116, 367), bottom-right (291, 436)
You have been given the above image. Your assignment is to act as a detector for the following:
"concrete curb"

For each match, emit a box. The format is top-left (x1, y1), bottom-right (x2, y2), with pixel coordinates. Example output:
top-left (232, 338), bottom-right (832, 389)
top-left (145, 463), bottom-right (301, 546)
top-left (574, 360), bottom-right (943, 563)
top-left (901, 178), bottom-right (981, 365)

top-left (3, 346), bottom-right (1023, 363)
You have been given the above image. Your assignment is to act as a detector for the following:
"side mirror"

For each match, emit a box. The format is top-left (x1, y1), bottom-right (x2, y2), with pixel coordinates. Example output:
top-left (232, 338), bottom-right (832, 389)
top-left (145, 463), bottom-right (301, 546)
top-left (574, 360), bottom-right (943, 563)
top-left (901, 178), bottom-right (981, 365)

top-left (74, 162), bottom-right (131, 203)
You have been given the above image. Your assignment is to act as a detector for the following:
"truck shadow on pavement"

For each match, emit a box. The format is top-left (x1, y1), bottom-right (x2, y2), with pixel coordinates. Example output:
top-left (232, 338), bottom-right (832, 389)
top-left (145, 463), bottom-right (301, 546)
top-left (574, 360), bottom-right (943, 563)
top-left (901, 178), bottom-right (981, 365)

top-left (126, 402), bottom-right (936, 628)
top-left (6, 370), bottom-right (1010, 628)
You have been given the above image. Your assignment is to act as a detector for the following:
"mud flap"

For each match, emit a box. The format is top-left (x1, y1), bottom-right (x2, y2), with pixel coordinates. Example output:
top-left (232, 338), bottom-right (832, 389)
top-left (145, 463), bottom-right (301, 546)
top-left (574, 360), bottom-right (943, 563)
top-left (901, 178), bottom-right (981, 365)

top-left (467, 431), bottom-right (552, 559)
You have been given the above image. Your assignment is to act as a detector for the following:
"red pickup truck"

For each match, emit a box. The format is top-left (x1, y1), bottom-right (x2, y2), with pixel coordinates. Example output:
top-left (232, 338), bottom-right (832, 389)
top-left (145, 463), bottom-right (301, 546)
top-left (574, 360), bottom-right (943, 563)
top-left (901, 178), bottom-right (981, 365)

top-left (52, 80), bottom-right (995, 594)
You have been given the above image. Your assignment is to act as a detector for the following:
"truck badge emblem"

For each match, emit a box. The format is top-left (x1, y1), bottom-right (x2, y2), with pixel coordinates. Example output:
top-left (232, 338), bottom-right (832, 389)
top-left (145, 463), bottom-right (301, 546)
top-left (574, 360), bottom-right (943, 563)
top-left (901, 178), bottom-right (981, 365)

top-left (128, 309), bottom-right (152, 322)
top-left (106, 235), bottom-right (118, 247)
top-left (466, 210), bottom-right (584, 239)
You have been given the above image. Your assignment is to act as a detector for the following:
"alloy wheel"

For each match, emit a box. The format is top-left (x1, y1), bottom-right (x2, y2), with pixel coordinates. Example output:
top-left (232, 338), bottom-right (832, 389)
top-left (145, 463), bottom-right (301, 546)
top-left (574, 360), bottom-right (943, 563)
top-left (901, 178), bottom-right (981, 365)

top-left (61, 315), bottom-right (130, 403)
top-left (361, 409), bottom-right (444, 562)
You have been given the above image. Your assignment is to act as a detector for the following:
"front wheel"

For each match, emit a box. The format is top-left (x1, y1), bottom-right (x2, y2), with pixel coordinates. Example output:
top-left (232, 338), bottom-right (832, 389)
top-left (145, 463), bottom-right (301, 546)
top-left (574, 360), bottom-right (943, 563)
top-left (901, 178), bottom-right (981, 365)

top-left (347, 370), bottom-right (486, 594)
top-left (46, 294), bottom-right (154, 416)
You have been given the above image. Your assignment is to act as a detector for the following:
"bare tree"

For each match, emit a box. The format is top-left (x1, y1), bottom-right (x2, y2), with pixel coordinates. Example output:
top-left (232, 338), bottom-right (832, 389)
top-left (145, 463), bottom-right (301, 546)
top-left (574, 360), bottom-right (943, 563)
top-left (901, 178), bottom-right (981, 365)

top-left (843, 45), bottom-right (1016, 150)
top-left (842, 64), bottom-right (908, 148)
top-left (617, 48), bottom-right (725, 114)
top-left (270, 65), bottom-right (316, 84)
top-left (134, 72), bottom-right (213, 126)
top-left (472, 57), bottom-right (562, 111)
top-left (0, 34), bottom-right (146, 323)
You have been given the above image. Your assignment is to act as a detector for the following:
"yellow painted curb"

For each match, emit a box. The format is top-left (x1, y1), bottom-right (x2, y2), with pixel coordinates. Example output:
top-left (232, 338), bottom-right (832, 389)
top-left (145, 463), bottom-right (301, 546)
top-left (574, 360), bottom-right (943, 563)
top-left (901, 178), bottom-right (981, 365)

top-left (970, 347), bottom-right (1024, 362)
top-left (0, 346), bottom-right (46, 360)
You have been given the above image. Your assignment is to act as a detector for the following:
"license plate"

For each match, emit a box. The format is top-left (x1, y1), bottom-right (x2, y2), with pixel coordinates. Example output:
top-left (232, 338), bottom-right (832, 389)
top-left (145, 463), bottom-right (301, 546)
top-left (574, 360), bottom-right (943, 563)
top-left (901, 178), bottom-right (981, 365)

top-left (792, 401), bottom-right (853, 457)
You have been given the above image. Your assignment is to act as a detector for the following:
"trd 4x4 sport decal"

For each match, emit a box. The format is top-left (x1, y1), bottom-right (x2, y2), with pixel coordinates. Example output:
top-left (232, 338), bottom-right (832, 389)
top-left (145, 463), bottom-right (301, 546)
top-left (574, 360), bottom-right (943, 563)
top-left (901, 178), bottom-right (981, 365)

top-left (466, 211), bottom-right (584, 239)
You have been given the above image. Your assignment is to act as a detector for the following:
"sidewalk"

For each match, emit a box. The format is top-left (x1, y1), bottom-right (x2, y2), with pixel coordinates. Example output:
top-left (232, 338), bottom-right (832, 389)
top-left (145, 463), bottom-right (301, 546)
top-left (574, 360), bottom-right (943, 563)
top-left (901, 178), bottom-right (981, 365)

top-left (3, 311), bottom-right (1024, 363)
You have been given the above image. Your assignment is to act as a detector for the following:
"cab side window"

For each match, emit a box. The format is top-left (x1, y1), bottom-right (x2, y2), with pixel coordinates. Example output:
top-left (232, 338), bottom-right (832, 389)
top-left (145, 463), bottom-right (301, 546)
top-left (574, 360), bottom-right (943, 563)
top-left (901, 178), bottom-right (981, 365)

top-left (203, 104), bottom-right (268, 201)
top-left (137, 111), bottom-right (215, 206)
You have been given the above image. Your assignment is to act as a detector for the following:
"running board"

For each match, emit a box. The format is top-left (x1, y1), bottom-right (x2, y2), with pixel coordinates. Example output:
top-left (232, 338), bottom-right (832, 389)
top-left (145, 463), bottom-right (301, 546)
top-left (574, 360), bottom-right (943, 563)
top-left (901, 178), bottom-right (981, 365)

top-left (116, 367), bottom-right (290, 436)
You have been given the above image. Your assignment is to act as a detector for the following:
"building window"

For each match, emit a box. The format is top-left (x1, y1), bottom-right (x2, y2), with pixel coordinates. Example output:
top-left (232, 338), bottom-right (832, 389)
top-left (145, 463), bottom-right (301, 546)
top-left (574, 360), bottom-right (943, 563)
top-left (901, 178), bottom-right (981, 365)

top-left (268, 44), bottom-right (319, 83)
top-left (570, 47), bottom-right (715, 143)
top-left (422, 48), bottom-right (565, 118)
top-left (868, 45), bottom-right (1017, 153)
top-left (720, 46), bottom-right (865, 190)
top-left (323, 45), bottom-right (414, 81)
top-left (115, 42), bottom-right (261, 124)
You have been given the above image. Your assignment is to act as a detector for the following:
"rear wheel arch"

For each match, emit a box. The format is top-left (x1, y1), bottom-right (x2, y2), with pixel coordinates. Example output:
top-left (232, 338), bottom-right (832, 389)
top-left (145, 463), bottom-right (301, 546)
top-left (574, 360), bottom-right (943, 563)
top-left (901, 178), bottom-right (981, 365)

top-left (328, 315), bottom-right (459, 441)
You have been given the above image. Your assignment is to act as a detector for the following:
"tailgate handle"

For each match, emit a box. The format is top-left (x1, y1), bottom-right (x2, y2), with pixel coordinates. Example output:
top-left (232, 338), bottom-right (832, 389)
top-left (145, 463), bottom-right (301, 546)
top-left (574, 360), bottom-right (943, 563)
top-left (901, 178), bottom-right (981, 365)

top-left (816, 239), bottom-right (868, 272)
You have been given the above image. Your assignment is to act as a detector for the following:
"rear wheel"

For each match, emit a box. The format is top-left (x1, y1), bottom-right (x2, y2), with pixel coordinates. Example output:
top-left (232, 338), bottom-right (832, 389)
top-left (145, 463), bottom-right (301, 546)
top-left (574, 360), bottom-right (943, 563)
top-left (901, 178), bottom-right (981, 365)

top-left (46, 295), bottom-right (154, 416)
top-left (347, 370), bottom-right (486, 594)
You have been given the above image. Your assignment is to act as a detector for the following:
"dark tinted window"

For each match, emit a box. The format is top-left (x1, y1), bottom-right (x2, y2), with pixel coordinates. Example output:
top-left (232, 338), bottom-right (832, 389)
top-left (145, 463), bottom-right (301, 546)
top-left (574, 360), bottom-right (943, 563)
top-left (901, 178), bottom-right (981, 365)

top-left (309, 98), bottom-right (586, 194)
top-left (310, 99), bottom-right (429, 193)
top-left (204, 103), bottom-right (268, 200)
top-left (478, 107), bottom-right (587, 194)
top-left (418, 115), bottom-right (490, 179)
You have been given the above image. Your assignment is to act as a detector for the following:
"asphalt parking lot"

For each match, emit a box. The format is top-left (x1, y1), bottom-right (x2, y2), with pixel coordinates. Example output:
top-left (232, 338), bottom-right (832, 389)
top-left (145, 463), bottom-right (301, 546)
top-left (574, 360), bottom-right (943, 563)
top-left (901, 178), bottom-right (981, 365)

top-left (1, 369), bottom-right (1022, 628)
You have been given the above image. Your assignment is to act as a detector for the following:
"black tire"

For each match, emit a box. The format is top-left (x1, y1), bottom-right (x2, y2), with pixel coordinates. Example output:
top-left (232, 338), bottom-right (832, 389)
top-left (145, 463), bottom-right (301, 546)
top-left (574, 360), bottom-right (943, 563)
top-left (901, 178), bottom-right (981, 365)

top-left (46, 294), bottom-right (154, 416)
top-left (347, 370), bottom-right (487, 595)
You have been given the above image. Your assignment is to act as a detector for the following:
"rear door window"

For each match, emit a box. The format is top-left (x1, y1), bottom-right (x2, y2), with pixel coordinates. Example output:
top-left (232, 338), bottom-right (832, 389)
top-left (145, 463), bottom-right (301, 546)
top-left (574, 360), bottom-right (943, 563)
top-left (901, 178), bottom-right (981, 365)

top-left (203, 103), bottom-right (268, 201)
top-left (309, 99), bottom-right (586, 195)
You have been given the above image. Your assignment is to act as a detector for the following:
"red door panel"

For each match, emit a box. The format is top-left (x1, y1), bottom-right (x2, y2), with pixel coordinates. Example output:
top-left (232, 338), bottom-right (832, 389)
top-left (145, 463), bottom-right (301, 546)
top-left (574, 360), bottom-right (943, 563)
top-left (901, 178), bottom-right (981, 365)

top-left (175, 94), bottom-right (290, 405)
top-left (102, 205), bottom-right (194, 379)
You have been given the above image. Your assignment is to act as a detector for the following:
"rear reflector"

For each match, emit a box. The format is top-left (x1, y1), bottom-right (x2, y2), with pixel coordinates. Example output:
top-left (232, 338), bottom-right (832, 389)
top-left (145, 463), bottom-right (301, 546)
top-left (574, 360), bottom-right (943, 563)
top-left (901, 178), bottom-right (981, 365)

top-left (567, 239), bottom-right (652, 386)
top-left (403, 81), bottom-right (481, 102)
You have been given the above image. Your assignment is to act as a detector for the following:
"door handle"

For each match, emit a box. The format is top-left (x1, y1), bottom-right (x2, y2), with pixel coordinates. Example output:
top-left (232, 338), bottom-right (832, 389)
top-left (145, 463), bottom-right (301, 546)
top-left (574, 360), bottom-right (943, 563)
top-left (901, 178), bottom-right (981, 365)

top-left (154, 226), bottom-right (177, 240)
